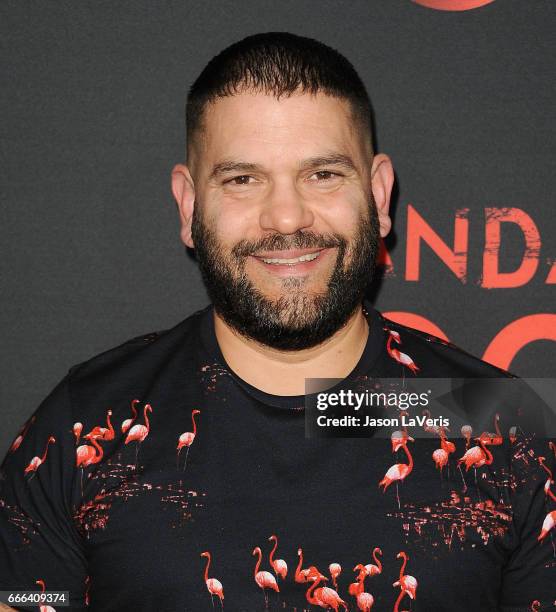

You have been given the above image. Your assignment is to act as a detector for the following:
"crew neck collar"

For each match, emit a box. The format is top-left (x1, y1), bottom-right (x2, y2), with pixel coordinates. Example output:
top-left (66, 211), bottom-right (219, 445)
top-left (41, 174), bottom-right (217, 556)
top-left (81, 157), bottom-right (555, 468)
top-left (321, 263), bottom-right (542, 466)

top-left (198, 300), bottom-right (386, 410)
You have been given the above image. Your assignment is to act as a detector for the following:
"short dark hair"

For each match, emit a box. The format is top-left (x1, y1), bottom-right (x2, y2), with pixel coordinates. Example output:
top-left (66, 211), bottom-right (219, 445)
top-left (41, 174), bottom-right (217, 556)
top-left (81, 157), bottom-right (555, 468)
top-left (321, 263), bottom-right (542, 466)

top-left (185, 32), bottom-right (374, 159)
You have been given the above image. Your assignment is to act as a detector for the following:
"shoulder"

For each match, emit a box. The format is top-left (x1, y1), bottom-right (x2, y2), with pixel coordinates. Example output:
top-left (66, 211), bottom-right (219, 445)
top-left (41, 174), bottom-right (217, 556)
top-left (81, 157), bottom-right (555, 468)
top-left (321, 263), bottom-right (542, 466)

top-left (376, 310), bottom-right (516, 379)
top-left (65, 305), bottom-right (211, 395)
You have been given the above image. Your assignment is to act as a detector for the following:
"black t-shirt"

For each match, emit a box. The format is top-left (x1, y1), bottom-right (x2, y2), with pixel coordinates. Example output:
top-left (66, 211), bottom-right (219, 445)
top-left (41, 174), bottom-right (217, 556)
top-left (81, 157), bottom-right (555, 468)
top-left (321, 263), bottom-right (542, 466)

top-left (1, 301), bottom-right (555, 611)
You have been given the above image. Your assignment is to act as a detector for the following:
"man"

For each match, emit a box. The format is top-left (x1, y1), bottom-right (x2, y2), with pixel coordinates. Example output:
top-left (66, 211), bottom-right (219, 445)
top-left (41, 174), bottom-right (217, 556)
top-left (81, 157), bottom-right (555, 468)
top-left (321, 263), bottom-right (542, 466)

top-left (1, 32), bottom-right (554, 611)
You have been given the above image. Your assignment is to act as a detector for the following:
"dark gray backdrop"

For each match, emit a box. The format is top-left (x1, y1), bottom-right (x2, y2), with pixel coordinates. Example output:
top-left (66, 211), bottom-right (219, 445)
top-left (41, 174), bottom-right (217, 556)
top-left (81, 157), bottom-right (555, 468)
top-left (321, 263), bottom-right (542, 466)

top-left (2, 0), bottom-right (554, 456)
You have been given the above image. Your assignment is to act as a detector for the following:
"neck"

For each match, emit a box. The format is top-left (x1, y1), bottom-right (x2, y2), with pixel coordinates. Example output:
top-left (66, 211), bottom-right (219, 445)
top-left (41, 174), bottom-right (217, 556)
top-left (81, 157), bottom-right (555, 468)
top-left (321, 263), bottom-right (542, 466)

top-left (214, 304), bottom-right (369, 395)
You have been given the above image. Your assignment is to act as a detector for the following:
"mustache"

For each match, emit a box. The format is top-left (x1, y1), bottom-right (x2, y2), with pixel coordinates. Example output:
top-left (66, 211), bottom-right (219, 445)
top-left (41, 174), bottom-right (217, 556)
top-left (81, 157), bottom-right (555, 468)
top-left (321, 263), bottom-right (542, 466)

top-left (231, 231), bottom-right (345, 259)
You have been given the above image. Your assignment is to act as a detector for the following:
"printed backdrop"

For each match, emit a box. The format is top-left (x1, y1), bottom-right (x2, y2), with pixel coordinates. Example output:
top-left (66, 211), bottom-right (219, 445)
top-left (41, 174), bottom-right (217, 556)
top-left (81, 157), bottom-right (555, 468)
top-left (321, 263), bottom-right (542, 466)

top-left (2, 0), bottom-right (554, 455)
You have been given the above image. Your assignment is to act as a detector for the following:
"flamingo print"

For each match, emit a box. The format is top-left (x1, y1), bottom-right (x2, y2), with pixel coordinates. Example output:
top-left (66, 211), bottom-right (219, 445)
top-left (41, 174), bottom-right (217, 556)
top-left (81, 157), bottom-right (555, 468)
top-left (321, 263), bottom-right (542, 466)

top-left (433, 448), bottom-right (449, 473)
top-left (458, 433), bottom-right (496, 497)
top-left (86, 409), bottom-right (115, 441)
top-left (76, 433), bottom-right (105, 495)
top-left (348, 564), bottom-right (366, 596)
top-left (9, 415), bottom-right (36, 452)
top-left (177, 409), bottom-right (201, 470)
top-left (356, 591), bottom-right (374, 611)
top-left (483, 413), bottom-right (503, 446)
top-left (461, 425), bottom-right (473, 449)
top-left (421, 409), bottom-right (445, 436)
top-left (391, 430), bottom-right (414, 453)
top-left (73, 422), bottom-right (83, 446)
top-left (24, 436), bottom-right (56, 480)
top-left (329, 562), bottom-right (342, 589)
top-left (364, 547), bottom-right (383, 578)
top-left (252, 546), bottom-right (279, 607)
top-left (200, 551), bottom-right (224, 608)
top-left (439, 428), bottom-right (456, 455)
top-left (36, 579), bottom-right (56, 612)
top-left (295, 548), bottom-right (324, 583)
top-left (379, 436), bottom-right (414, 508)
top-left (349, 564), bottom-right (375, 610)
top-left (121, 399), bottom-right (140, 434)
top-left (386, 329), bottom-right (419, 374)
top-left (268, 534), bottom-right (288, 580)
top-left (458, 433), bottom-right (494, 474)
top-left (538, 456), bottom-right (556, 502)
top-left (124, 403), bottom-right (153, 469)
top-left (538, 510), bottom-right (556, 542)
top-left (305, 572), bottom-right (348, 611)
top-left (393, 551), bottom-right (418, 601)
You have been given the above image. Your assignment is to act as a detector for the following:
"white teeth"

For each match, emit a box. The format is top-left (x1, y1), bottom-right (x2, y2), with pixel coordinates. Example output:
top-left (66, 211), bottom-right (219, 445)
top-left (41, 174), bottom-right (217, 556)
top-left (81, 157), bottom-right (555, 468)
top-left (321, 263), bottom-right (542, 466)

top-left (261, 251), bottom-right (320, 265)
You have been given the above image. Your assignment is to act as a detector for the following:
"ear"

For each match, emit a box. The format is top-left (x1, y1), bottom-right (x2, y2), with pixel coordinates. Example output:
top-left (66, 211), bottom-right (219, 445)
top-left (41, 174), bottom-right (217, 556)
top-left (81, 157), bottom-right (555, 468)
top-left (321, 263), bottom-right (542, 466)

top-left (171, 164), bottom-right (196, 248)
top-left (370, 153), bottom-right (394, 238)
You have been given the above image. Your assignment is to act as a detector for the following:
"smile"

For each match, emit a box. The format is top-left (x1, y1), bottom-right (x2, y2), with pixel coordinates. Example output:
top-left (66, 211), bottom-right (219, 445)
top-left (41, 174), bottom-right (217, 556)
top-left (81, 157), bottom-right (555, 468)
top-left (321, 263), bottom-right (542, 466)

top-left (259, 252), bottom-right (321, 265)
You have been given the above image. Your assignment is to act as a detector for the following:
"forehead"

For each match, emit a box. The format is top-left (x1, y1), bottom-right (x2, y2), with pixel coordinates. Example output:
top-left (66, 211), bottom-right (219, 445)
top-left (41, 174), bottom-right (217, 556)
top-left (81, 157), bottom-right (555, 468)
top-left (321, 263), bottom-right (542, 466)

top-left (193, 90), bottom-right (365, 167)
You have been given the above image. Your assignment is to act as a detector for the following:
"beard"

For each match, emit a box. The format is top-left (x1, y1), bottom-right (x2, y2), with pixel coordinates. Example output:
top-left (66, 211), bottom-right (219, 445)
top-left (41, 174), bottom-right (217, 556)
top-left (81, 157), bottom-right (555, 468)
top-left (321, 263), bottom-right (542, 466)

top-left (191, 197), bottom-right (381, 351)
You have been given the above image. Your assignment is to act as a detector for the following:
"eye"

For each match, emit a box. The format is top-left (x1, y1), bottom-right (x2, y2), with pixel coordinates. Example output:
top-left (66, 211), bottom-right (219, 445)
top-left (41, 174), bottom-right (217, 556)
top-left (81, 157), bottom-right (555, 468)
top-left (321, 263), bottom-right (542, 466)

top-left (225, 175), bottom-right (255, 185)
top-left (309, 170), bottom-right (340, 181)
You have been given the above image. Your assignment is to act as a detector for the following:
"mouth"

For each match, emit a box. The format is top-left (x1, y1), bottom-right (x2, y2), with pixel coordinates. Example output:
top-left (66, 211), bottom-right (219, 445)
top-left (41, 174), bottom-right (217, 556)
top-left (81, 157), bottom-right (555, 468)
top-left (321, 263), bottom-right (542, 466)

top-left (249, 248), bottom-right (331, 277)
top-left (257, 250), bottom-right (322, 265)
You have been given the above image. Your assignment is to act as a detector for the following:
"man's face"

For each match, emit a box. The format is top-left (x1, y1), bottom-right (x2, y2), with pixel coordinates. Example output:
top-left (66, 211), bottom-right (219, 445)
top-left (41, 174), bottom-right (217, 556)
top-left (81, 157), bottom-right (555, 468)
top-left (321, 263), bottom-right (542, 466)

top-left (182, 90), bottom-right (388, 350)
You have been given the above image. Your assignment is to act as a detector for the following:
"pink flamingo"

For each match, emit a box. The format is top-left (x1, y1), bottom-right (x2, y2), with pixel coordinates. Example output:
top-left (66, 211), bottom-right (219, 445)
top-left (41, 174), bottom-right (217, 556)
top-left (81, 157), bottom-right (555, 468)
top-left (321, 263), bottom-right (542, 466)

top-left (24, 436), bottom-right (56, 480)
top-left (439, 428), bottom-right (455, 455)
top-left (421, 409), bottom-right (445, 436)
top-left (538, 510), bottom-right (556, 542)
top-left (391, 430), bottom-right (414, 452)
top-left (76, 433), bottom-right (105, 495)
top-left (306, 573), bottom-right (329, 609)
top-left (386, 330), bottom-right (419, 374)
top-left (252, 546), bottom-right (279, 607)
top-left (36, 579), bottom-right (56, 612)
top-left (483, 413), bottom-right (503, 446)
top-left (86, 409), bottom-right (115, 441)
top-left (458, 433), bottom-right (494, 488)
top-left (268, 534), bottom-right (288, 580)
top-left (538, 456), bottom-right (556, 502)
top-left (357, 590), bottom-right (374, 611)
top-left (295, 548), bottom-right (325, 583)
top-left (433, 448), bottom-right (449, 474)
top-left (124, 403), bottom-right (153, 469)
top-left (177, 409), bottom-right (201, 470)
top-left (73, 422), bottom-right (83, 446)
top-left (458, 433), bottom-right (496, 498)
top-left (121, 399), bottom-right (140, 434)
top-left (393, 551), bottom-right (418, 601)
top-left (349, 565), bottom-right (375, 609)
top-left (306, 572), bottom-right (348, 611)
top-left (348, 564), bottom-right (366, 596)
top-left (200, 551), bottom-right (224, 608)
top-left (9, 415), bottom-right (36, 452)
top-left (379, 436), bottom-right (414, 508)
top-left (461, 425), bottom-right (473, 449)
top-left (364, 547), bottom-right (383, 577)
top-left (329, 562), bottom-right (342, 589)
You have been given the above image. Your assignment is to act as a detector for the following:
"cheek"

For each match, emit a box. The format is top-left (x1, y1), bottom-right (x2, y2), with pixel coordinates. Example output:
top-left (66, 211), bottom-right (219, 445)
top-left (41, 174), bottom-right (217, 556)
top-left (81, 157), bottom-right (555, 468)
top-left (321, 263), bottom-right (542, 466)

top-left (317, 191), bottom-right (366, 239)
top-left (203, 201), bottom-right (257, 251)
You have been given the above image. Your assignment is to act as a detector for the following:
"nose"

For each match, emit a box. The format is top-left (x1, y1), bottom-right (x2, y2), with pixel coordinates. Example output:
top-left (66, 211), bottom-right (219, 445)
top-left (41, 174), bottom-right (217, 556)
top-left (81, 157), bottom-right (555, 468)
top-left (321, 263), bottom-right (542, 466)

top-left (259, 178), bottom-right (314, 235)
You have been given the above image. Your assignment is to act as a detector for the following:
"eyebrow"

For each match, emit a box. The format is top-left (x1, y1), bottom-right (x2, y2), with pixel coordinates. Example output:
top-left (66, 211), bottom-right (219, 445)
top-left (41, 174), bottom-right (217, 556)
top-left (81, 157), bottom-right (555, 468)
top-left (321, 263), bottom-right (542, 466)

top-left (208, 153), bottom-right (357, 181)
